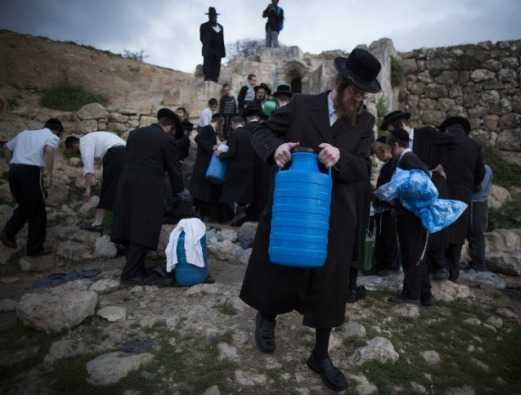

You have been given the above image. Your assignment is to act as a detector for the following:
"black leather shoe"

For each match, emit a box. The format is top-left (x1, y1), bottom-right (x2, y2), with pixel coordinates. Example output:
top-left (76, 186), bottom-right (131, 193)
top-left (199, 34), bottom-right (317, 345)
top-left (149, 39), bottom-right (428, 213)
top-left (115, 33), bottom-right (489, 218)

top-left (1, 231), bottom-right (17, 249)
top-left (421, 295), bottom-right (434, 307)
top-left (388, 295), bottom-right (420, 305)
top-left (307, 355), bottom-right (349, 392)
top-left (346, 286), bottom-right (367, 304)
top-left (255, 312), bottom-right (276, 353)
top-left (432, 268), bottom-right (449, 281)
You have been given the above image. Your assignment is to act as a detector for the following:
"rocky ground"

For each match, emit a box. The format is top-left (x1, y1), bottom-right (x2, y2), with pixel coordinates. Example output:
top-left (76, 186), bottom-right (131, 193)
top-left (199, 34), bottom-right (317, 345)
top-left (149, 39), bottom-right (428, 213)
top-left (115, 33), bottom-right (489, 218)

top-left (1, 219), bottom-right (521, 395)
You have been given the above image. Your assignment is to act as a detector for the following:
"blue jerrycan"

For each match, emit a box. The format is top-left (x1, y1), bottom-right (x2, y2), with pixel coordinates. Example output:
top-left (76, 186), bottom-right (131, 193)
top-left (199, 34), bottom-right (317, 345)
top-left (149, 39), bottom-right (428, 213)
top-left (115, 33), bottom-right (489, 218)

top-left (205, 153), bottom-right (228, 184)
top-left (175, 231), bottom-right (209, 286)
top-left (269, 148), bottom-right (333, 268)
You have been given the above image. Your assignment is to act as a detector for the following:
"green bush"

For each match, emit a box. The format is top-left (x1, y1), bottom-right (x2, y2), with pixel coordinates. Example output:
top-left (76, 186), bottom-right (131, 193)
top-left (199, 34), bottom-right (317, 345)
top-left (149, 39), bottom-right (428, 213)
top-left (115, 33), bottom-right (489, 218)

top-left (488, 201), bottom-right (521, 231)
top-left (40, 85), bottom-right (107, 112)
top-left (483, 145), bottom-right (521, 188)
top-left (391, 57), bottom-right (405, 87)
top-left (376, 96), bottom-right (388, 133)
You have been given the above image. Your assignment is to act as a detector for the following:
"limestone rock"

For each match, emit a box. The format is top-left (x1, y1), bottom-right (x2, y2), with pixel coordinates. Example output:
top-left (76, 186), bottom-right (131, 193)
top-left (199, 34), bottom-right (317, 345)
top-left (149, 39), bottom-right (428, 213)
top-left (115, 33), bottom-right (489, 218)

top-left (90, 278), bottom-right (120, 294)
top-left (44, 338), bottom-right (88, 365)
top-left (459, 270), bottom-right (506, 289)
top-left (0, 298), bottom-right (17, 312)
top-left (86, 352), bottom-right (154, 386)
top-left (420, 350), bottom-right (441, 366)
top-left (446, 386), bottom-right (475, 395)
top-left (350, 337), bottom-right (399, 365)
top-left (17, 281), bottom-right (98, 333)
top-left (470, 69), bottom-right (495, 82)
top-left (496, 130), bottom-right (521, 152)
top-left (217, 342), bottom-right (239, 362)
top-left (392, 304), bottom-right (420, 319)
top-left (0, 183), bottom-right (11, 203)
top-left (237, 222), bottom-right (257, 249)
top-left (77, 103), bottom-right (108, 120)
top-left (79, 196), bottom-right (100, 215)
top-left (97, 306), bottom-right (127, 322)
top-left (139, 116), bottom-right (156, 128)
top-left (351, 374), bottom-right (378, 395)
top-left (432, 280), bottom-right (472, 302)
top-left (344, 321), bottom-right (367, 338)
top-left (56, 240), bottom-right (93, 261)
top-left (487, 255), bottom-right (521, 276)
top-left (95, 235), bottom-right (118, 258)
top-left (202, 386), bottom-right (221, 395)
top-left (234, 370), bottom-right (267, 386)
top-left (486, 316), bottom-right (503, 329)
top-left (488, 185), bottom-right (512, 209)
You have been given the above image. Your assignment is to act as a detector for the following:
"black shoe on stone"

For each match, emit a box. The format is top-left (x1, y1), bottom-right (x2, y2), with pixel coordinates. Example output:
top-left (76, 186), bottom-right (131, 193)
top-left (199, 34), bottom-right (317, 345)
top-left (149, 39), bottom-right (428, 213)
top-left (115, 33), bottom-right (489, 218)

top-left (204, 275), bottom-right (216, 284)
top-left (307, 355), bottom-right (349, 392)
top-left (421, 295), bottom-right (434, 307)
top-left (121, 277), bottom-right (146, 287)
top-left (388, 294), bottom-right (420, 305)
top-left (346, 286), bottom-right (367, 304)
top-left (432, 268), bottom-right (450, 281)
top-left (1, 231), bottom-right (17, 249)
top-left (255, 312), bottom-right (276, 353)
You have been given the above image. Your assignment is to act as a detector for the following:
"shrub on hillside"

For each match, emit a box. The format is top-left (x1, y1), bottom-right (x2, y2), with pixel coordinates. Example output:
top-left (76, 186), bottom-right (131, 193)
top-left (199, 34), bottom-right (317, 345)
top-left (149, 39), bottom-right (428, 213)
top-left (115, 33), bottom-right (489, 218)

top-left (483, 145), bottom-right (521, 188)
top-left (40, 85), bottom-right (107, 112)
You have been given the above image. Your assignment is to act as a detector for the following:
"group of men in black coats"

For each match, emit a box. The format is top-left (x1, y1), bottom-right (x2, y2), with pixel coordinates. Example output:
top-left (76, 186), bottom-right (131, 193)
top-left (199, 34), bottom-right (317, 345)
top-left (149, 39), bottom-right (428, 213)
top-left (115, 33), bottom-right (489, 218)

top-left (374, 111), bottom-right (486, 307)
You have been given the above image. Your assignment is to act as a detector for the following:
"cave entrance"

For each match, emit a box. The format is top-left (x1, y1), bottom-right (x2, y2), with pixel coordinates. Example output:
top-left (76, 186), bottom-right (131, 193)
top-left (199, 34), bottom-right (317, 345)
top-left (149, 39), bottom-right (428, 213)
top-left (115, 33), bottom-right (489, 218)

top-left (290, 76), bottom-right (302, 94)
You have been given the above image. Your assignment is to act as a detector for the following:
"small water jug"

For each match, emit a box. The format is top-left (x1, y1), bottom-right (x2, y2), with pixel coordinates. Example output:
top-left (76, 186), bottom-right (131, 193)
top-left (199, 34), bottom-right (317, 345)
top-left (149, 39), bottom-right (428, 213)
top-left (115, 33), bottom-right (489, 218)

top-left (175, 231), bottom-right (209, 286)
top-left (269, 148), bottom-right (332, 268)
top-left (205, 153), bottom-right (228, 184)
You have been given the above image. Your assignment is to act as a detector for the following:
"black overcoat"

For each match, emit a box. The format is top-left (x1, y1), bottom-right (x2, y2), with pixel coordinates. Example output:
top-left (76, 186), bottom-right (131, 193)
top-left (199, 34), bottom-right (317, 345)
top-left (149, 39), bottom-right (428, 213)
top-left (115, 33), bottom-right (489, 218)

top-left (111, 124), bottom-right (183, 250)
top-left (240, 92), bottom-right (374, 328)
top-left (439, 126), bottom-right (485, 244)
top-left (219, 126), bottom-right (256, 205)
top-left (189, 125), bottom-right (221, 203)
top-left (200, 22), bottom-right (225, 58)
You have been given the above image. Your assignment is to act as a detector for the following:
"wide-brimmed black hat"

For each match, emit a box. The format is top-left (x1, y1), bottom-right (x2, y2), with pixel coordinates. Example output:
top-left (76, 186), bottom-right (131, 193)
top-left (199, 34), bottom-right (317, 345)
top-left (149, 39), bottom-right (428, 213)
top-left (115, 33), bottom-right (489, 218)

top-left (389, 128), bottom-right (411, 143)
top-left (438, 116), bottom-right (471, 134)
top-left (334, 48), bottom-right (382, 93)
top-left (254, 83), bottom-right (272, 96)
top-left (206, 7), bottom-right (219, 16)
top-left (273, 83), bottom-right (292, 98)
top-left (380, 110), bottom-right (411, 130)
top-left (243, 102), bottom-right (267, 118)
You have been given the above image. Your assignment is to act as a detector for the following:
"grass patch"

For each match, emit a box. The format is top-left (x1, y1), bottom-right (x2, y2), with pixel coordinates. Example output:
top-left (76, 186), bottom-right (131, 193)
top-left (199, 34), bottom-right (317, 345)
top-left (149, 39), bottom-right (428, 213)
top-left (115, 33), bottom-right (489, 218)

top-left (483, 145), bottom-right (521, 189)
top-left (40, 85), bottom-right (107, 112)
top-left (391, 56), bottom-right (405, 87)
top-left (489, 201), bottom-right (521, 231)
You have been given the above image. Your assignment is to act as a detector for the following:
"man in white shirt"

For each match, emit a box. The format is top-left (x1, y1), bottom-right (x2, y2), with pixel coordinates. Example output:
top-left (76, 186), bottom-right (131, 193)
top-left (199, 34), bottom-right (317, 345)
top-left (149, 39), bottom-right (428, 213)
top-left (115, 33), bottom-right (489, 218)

top-left (1, 119), bottom-right (63, 256)
top-left (197, 98), bottom-right (218, 129)
top-left (64, 131), bottom-right (126, 231)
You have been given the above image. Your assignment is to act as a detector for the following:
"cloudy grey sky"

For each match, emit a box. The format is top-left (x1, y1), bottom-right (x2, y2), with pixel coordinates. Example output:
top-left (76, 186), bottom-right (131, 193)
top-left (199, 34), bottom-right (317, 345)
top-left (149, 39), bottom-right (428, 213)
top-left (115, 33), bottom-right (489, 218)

top-left (1, 0), bottom-right (521, 72)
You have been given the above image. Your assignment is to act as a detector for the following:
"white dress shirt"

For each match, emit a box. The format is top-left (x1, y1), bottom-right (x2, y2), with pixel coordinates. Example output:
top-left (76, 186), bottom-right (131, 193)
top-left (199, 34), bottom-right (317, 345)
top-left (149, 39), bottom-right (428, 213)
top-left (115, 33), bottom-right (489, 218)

top-left (6, 128), bottom-right (59, 168)
top-left (409, 128), bottom-right (415, 149)
top-left (328, 91), bottom-right (337, 126)
top-left (198, 107), bottom-right (213, 128)
top-left (79, 132), bottom-right (125, 175)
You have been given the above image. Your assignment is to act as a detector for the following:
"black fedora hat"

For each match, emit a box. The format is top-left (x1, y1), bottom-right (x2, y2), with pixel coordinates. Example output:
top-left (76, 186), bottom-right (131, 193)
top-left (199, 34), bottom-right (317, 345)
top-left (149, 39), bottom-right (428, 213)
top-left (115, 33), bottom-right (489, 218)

top-left (380, 110), bottom-right (411, 130)
top-left (334, 48), bottom-right (381, 93)
top-left (157, 108), bottom-right (177, 121)
top-left (439, 116), bottom-right (471, 134)
top-left (254, 83), bottom-right (272, 96)
top-left (273, 83), bottom-right (292, 98)
top-left (205, 7), bottom-right (219, 16)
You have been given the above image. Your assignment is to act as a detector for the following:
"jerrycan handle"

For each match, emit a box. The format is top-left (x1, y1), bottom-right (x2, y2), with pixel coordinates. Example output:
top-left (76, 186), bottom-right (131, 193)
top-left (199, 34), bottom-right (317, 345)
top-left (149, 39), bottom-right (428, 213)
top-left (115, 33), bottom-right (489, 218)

top-left (278, 147), bottom-right (315, 172)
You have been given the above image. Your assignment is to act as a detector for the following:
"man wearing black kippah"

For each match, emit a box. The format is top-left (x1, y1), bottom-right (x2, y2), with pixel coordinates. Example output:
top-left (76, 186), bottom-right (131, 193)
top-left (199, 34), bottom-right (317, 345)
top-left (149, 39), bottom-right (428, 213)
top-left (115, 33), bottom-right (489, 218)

top-left (386, 128), bottom-right (433, 306)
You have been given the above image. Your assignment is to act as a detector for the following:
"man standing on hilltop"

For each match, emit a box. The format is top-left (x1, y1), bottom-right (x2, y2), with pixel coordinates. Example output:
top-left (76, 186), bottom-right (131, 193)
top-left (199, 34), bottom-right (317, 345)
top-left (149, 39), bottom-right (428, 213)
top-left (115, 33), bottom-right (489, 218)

top-left (263, 0), bottom-right (284, 48)
top-left (200, 7), bottom-right (226, 82)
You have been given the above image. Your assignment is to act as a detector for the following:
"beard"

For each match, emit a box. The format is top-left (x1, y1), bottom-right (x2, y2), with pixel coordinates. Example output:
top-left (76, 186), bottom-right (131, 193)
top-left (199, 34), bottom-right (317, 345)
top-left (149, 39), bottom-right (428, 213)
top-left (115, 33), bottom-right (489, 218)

top-left (334, 93), bottom-right (360, 126)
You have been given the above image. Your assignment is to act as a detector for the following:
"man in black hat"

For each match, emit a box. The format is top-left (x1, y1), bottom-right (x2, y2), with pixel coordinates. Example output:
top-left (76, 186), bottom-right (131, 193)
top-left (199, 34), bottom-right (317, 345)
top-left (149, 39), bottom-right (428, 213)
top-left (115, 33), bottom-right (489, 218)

top-left (385, 128), bottom-right (433, 306)
top-left (190, 113), bottom-right (230, 222)
top-left (238, 74), bottom-right (258, 114)
top-left (380, 110), bottom-right (450, 280)
top-left (111, 108), bottom-right (184, 285)
top-left (1, 119), bottom-right (62, 256)
top-left (220, 111), bottom-right (258, 226)
top-left (240, 48), bottom-right (381, 392)
top-left (438, 116), bottom-right (485, 282)
top-left (200, 7), bottom-right (225, 82)
top-left (273, 83), bottom-right (292, 108)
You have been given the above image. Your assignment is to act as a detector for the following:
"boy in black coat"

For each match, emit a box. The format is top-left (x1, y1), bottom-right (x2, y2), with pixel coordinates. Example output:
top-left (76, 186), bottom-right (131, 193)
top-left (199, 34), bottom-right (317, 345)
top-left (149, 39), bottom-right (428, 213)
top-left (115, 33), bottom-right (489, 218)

top-left (386, 129), bottom-right (433, 306)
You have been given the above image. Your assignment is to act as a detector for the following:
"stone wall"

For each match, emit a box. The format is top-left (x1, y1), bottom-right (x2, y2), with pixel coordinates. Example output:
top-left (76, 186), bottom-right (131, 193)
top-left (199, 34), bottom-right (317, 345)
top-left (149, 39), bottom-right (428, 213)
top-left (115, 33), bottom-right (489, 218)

top-left (399, 40), bottom-right (521, 164)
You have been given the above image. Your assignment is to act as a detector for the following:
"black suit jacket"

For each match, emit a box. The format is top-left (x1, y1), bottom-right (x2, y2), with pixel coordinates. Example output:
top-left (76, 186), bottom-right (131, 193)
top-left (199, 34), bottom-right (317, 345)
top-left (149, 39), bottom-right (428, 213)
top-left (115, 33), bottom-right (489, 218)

top-left (200, 22), bottom-right (225, 58)
top-left (111, 124), bottom-right (183, 249)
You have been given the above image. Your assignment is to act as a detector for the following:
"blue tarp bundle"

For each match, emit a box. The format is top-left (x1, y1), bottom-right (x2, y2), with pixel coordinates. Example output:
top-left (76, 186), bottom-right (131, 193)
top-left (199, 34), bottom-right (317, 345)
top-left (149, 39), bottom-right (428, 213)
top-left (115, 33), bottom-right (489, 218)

top-left (375, 168), bottom-right (467, 234)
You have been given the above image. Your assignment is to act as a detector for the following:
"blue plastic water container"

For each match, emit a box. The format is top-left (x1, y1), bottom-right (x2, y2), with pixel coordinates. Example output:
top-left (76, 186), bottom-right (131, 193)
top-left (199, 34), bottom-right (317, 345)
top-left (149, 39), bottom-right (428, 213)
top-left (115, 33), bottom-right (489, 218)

top-left (175, 231), bottom-right (209, 286)
top-left (269, 148), bottom-right (333, 268)
top-left (205, 153), bottom-right (228, 184)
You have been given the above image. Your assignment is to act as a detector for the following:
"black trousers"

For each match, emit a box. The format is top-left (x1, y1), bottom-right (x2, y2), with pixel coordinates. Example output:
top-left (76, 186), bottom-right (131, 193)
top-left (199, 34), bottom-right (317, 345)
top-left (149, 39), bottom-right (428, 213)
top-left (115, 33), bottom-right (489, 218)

top-left (99, 145), bottom-right (126, 210)
top-left (468, 201), bottom-right (488, 268)
top-left (397, 211), bottom-right (431, 301)
top-left (3, 164), bottom-right (46, 254)
top-left (121, 243), bottom-right (149, 281)
top-left (374, 210), bottom-right (399, 272)
top-left (203, 55), bottom-right (221, 82)
top-left (446, 243), bottom-right (463, 281)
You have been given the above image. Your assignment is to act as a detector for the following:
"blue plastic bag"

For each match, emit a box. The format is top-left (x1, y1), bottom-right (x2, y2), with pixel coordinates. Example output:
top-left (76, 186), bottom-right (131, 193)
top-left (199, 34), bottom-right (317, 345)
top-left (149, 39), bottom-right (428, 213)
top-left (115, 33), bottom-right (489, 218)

top-left (376, 168), bottom-right (467, 234)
